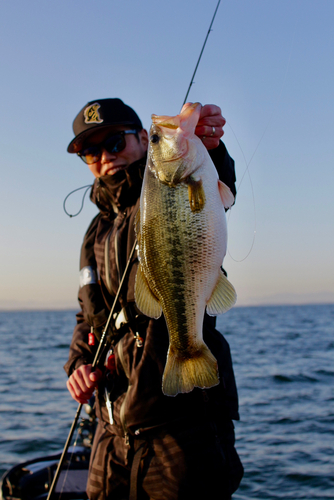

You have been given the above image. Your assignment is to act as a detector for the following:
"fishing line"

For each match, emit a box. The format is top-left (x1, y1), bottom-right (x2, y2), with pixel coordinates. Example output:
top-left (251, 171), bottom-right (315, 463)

top-left (182, 0), bottom-right (221, 106)
top-left (63, 184), bottom-right (92, 218)
top-left (226, 122), bottom-right (257, 262)
top-left (226, 19), bottom-right (297, 262)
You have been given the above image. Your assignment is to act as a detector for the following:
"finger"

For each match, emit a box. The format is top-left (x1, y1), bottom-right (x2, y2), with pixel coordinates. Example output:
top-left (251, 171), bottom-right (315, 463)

top-left (197, 114), bottom-right (226, 128)
top-left (70, 380), bottom-right (94, 404)
top-left (89, 368), bottom-right (103, 383)
top-left (197, 116), bottom-right (226, 130)
top-left (73, 365), bottom-right (95, 393)
top-left (181, 101), bottom-right (204, 118)
top-left (66, 378), bottom-right (77, 400)
top-left (79, 364), bottom-right (97, 389)
top-left (68, 387), bottom-right (91, 404)
top-left (182, 103), bottom-right (225, 128)
top-left (68, 365), bottom-right (96, 399)
top-left (195, 125), bottom-right (224, 140)
top-left (199, 104), bottom-right (222, 119)
top-left (66, 377), bottom-right (92, 404)
top-left (180, 101), bottom-right (193, 114)
top-left (197, 104), bottom-right (225, 127)
top-left (68, 372), bottom-right (91, 398)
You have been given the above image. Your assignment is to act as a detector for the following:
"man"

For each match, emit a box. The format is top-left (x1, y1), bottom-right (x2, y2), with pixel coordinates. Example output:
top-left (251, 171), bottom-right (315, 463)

top-left (65, 98), bottom-right (243, 500)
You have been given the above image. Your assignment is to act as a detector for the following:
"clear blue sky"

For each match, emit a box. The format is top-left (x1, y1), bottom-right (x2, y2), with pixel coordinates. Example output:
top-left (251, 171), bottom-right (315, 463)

top-left (1, 0), bottom-right (333, 309)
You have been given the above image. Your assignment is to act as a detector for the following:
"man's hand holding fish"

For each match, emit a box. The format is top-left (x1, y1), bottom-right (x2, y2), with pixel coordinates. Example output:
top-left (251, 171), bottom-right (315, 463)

top-left (184, 102), bottom-right (227, 149)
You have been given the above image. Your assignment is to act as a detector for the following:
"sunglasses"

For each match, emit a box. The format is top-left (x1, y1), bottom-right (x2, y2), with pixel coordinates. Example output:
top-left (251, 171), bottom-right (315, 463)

top-left (77, 129), bottom-right (138, 165)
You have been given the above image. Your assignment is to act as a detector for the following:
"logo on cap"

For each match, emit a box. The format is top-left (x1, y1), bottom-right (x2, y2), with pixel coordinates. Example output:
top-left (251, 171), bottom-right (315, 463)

top-left (84, 103), bottom-right (103, 124)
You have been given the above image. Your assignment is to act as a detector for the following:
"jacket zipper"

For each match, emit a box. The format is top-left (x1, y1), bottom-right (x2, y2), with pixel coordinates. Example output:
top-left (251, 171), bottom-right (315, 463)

top-left (104, 229), bottom-right (113, 294)
top-left (114, 211), bottom-right (126, 283)
top-left (117, 338), bottom-right (131, 443)
top-left (104, 211), bottom-right (127, 294)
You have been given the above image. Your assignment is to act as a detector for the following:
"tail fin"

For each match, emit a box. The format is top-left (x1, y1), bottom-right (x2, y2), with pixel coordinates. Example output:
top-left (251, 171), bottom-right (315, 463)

top-left (162, 344), bottom-right (219, 397)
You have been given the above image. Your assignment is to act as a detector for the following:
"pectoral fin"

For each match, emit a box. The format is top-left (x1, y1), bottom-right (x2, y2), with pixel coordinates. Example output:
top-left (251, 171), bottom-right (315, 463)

top-left (135, 264), bottom-right (162, 319)
top-left (206, 270), bottom-right (237, 316)
top-left (218, 180), bottom-right (235, 209)
top-left (187, 176), bottom-right (206, 213)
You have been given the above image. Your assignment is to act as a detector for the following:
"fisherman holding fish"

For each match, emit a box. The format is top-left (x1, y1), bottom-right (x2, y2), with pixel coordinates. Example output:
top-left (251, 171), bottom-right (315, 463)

top-left (65, 98), bottom-right (243, 500)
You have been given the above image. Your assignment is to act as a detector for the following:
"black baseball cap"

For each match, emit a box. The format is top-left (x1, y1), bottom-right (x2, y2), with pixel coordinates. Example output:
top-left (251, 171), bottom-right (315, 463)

top-left (67, 98), bottom-right (143, 153)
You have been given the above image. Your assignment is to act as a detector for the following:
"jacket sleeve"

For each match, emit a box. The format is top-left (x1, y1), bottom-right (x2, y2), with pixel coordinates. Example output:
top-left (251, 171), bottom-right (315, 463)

top-left (63, 306), bottom-right (94, 377)
top-left (63, 215), bottom-right (103, 377)
top-left (209, 141), bottom-right (237, 200)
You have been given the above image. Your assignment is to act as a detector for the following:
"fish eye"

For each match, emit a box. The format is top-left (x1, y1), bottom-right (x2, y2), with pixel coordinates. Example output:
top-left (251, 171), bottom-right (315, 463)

top-left (150, 134), bottom-right (160, 144)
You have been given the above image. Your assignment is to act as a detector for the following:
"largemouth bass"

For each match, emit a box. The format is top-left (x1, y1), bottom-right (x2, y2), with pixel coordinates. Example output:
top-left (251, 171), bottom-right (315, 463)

top-left (135, 103), bottom-right (237, 396)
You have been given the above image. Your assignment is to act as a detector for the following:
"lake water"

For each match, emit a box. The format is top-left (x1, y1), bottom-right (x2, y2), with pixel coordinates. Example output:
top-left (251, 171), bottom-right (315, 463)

top-left (0, 304), bottom-right (333, 499)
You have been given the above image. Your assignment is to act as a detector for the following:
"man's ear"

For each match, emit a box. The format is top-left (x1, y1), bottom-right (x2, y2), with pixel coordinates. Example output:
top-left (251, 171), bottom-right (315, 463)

top-left (139, 129), bottom-right (149, 150)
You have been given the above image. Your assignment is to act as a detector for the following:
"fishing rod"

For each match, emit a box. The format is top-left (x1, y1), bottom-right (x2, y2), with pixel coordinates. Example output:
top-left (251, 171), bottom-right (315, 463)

top-left (182, 0), bottom-right (221, 106)
top-left (46, 239), bottom-right (137, 500)
top-left (48, 2), bottom-right (222, 497)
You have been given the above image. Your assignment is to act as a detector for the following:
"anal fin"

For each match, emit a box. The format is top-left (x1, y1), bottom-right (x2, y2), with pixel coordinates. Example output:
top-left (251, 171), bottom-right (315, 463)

top-left (206, 270), bottom-right (237, 316)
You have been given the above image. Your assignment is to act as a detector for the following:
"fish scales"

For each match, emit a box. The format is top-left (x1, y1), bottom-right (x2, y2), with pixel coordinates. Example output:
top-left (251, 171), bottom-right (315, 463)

top-left (142, 184), bottom-right (210, 353)
top-left (135, 103), bottom-right (237, 396)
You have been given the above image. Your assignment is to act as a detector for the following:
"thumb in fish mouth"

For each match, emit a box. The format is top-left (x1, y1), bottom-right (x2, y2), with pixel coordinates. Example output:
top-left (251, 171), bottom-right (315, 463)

top-left (179, 102), bottom-right (202, 137)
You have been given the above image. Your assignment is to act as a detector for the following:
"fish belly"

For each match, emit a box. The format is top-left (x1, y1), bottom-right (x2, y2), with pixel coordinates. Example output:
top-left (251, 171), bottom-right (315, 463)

top-left (139, 167), bottom-right (226, 396)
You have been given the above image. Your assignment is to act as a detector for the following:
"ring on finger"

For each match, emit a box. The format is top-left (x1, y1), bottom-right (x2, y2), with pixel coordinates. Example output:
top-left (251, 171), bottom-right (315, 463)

top-left (210, 126), bottom-right (215, 137)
